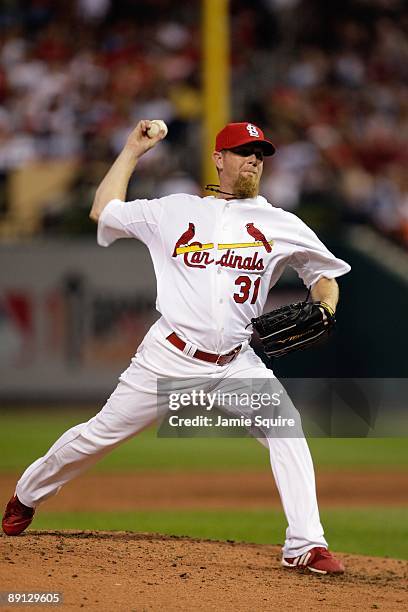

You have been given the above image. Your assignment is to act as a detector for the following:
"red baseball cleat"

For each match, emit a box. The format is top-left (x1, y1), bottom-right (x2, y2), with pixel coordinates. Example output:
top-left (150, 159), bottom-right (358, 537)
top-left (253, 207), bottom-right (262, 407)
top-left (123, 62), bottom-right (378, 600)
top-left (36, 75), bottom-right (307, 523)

top-left (2, 495), bottom-right (35, 536)
top-left (282, 547), bottom-right (345, 575)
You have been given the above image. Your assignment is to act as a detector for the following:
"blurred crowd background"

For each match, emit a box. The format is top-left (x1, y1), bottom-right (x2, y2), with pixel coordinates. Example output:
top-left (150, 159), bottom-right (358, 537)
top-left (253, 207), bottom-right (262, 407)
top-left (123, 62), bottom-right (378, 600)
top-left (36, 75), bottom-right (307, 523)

top-left (1, 0), bottom-right (408, 399)
top-left (0, 0), bottom-right (407, 245)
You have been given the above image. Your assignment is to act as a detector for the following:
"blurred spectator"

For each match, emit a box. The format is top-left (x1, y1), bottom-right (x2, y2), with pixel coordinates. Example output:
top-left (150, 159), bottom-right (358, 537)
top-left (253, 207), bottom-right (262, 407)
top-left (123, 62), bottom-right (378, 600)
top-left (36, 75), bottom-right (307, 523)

top-left (0, 0), bottom-right (406, 247)
top-left (77, 0), bottom-right (111, 23)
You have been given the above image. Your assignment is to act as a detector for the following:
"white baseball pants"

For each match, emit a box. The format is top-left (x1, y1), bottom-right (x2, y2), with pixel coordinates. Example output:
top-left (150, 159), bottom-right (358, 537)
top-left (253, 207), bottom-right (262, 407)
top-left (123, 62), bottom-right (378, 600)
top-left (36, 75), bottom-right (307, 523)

top-left (16, 318), bottom-right (328, 557)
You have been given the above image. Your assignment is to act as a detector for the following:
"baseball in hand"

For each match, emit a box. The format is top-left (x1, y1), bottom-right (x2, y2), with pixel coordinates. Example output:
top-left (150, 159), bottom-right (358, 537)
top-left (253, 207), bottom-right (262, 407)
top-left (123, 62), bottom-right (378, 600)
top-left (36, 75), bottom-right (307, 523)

top-left (147, 120), bottom-right (168, 139)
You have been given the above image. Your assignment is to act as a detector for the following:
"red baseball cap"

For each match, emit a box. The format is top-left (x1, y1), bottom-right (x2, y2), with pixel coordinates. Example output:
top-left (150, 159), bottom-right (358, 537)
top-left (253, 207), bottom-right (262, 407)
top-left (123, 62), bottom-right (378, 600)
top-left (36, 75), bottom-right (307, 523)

top-left (215, 122), bottom-right (276, 156)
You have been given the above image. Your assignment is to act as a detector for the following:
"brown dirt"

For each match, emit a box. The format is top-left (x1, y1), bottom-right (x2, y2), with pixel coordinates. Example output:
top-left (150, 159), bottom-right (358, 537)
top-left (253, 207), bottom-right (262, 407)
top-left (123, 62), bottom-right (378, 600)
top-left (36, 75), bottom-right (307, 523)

top-left (0, 470), bottom-right (407, 511)
top-left (0, 531), bottom-right (407, 611)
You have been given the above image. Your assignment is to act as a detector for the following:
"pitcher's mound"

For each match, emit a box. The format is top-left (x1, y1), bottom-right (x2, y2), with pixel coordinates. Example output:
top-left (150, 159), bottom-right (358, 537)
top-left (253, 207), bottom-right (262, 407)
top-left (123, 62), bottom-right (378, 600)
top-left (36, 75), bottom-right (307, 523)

top-left (1, 531), bottom-right (406, 611)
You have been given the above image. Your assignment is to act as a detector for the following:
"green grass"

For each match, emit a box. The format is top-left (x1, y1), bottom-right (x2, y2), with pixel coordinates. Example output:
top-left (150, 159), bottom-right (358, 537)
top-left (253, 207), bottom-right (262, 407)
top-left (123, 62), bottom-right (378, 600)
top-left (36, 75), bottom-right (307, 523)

top-left (3, 409), bottom-right (407, 560)
top-left (0, 409), bottom-right (407, 472)
top-left (30, 507), bottom-right (408, 560)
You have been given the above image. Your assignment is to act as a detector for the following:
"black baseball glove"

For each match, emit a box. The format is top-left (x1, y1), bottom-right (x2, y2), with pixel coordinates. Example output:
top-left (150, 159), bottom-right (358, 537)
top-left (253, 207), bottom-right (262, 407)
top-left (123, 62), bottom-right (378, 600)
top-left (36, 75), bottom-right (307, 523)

top-left (251, 301), bottom-right (336, 358)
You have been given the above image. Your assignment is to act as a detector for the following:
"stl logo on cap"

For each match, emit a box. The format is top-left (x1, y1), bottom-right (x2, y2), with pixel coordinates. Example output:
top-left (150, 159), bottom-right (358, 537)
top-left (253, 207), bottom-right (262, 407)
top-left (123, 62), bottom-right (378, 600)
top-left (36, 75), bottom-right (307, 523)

top-left (246, 124), bottom-right (260, 137)
top-left (215, 122), bottom-right (276, 155)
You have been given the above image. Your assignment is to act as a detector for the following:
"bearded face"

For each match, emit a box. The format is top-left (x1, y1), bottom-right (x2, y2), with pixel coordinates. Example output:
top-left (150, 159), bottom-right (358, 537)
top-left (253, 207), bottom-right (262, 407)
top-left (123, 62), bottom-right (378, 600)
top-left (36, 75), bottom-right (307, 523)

top-left (233, 171), bottom-right (260, 199)
top-left (213, 146), bottom-right (264, 199)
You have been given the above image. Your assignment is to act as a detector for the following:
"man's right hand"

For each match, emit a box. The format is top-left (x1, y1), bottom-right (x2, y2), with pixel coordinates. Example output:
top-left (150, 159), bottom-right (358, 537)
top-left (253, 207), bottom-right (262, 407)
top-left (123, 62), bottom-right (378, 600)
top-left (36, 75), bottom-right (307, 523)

top-left (90, 119), bottom-right (168, 222)
top-left (125, 120), bottom-right (167, 158)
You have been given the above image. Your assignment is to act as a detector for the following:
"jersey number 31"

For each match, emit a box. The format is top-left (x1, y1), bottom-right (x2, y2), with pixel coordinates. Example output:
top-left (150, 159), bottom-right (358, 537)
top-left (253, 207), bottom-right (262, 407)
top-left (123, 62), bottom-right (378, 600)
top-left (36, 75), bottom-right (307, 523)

top-left (233, 275), bottom-right (261, 304)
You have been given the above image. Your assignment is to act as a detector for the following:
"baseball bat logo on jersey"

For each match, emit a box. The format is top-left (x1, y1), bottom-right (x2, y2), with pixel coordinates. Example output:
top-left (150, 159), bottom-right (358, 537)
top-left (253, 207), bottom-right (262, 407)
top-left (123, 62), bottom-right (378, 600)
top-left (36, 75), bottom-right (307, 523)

top-left (173, 222), bottom-right (273, 258)
top-left (172, 222), bottom-right (273, 270)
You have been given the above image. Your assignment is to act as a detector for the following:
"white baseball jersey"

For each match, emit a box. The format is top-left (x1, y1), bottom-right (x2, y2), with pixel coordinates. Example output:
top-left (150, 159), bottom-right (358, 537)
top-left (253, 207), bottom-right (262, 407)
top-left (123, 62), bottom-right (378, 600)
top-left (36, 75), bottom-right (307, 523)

top-left (97, 194), bottom-right (350, 353)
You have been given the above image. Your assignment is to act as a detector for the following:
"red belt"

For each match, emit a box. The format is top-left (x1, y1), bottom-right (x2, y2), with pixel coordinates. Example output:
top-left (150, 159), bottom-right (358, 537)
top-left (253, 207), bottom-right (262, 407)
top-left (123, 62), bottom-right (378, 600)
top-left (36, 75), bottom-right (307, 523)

top-left (166, 332), bottom-right (242, 366)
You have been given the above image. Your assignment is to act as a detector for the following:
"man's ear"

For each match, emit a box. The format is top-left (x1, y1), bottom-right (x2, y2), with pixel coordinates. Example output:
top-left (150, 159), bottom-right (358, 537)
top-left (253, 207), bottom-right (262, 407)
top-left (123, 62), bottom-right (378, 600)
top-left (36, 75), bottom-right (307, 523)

top-left (212, 151), bottom-right (223, 172)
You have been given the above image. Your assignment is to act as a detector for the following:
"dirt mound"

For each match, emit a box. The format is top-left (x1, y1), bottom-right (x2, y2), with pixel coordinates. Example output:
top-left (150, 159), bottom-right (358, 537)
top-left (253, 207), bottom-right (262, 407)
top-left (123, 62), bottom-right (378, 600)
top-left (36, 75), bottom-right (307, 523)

top-left (1, 531), bottom-right (407, 611)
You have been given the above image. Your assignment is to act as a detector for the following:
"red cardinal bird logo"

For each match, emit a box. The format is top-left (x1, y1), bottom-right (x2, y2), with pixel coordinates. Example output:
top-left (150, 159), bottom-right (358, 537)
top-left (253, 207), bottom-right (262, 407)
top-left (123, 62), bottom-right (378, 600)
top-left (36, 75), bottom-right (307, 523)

top-left (246, 223), bottom-right (272, 252)
top-left (172, 222), bottom-right (195, 257)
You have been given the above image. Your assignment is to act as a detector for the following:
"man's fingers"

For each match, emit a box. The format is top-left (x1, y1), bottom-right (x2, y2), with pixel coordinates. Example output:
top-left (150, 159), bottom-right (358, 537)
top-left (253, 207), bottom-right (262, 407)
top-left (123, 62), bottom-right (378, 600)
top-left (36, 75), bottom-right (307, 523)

top-left (138, 120), bottom-right (151, 137)
top-left (125, 120), bottom-right (166, 156)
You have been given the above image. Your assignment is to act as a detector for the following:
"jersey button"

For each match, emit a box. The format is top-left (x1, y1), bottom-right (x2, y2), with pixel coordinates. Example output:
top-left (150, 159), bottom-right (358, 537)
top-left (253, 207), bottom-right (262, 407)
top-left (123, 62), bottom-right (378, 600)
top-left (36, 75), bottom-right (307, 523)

top-left (219, 299), bottom-right (223, 304)
top-left (217, 268), bottom-right (222, 274)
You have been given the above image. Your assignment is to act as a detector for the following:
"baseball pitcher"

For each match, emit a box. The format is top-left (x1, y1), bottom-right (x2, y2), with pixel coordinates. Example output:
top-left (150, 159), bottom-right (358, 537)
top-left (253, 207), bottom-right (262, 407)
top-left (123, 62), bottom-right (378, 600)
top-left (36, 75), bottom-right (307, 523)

top-left (3, 121), bottom-right (350, 574)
